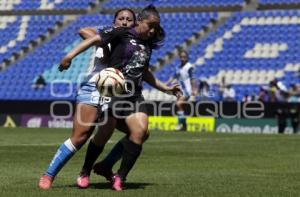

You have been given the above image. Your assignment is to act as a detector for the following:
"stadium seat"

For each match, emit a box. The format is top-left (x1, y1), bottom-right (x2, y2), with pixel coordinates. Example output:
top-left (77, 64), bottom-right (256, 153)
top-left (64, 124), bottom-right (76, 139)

top-left (0, 0), bottom-right (96, 11)
top-left (150, 10), bottom-right (300, 101)
top-left (102, 0), bottom-right (244, 10)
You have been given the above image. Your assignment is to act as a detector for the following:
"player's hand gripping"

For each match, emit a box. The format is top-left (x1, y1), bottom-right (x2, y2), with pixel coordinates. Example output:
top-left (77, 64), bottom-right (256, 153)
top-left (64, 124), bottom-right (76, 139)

top-left (166, 84), bottom-right (183, 98)
top-left (58, 55), bottom-right (72, 72)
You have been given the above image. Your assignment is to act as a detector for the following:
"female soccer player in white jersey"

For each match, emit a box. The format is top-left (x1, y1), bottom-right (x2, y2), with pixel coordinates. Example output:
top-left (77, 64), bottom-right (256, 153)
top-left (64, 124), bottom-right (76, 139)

top-left (167, 50), bottom-right (197, 131)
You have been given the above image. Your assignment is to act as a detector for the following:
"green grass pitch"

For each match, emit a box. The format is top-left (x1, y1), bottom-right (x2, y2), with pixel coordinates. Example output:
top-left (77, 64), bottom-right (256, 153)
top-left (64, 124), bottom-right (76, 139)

top-left (0, 127), bottom-right (300, 197)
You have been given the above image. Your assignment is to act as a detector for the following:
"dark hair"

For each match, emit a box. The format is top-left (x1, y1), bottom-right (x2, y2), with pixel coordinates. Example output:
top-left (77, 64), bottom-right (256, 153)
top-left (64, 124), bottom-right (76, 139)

top-left (113, 8), bottom-right (136, 24)
top-left (138, 4), bottom-right (160, 21)
top-left (149, 25), bottom-right (165, 49)
top-left (138, 5), bottom-right (165, 49)
top-left (179, 50), bottom-right (189, 59)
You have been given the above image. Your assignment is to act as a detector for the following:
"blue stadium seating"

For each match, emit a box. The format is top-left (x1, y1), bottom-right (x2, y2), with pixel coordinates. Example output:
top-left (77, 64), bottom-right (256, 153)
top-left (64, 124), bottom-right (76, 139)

top-left (152, 10), bottom-right (300, 101)
top-left (0, 15), bottom-right (64, 64)
top-left (2, 1), bottom-right (300, 102)
top-left (260, 0), bottom-right (300, 5)
top-left (0, 14), bottom-right (110, 101)
top-left (0, 12), bottom-right (216, 100)
top-left (102, 0), bottom-right (244, 9)
top-left (150, 12), bottom-right (217, 65)
top-left (0, 0), bottom-right (96, 11)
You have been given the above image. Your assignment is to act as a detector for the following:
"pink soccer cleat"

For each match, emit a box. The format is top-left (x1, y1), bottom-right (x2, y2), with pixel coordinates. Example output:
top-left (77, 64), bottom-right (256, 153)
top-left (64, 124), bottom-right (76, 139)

top-left (76, 171), bottom-right (90, 189)
top-left (111, 174), bottom-right (123, 191)
top-left (38, 175), bottom-right (53, 190)
top-left (92, 161), bottom-right (113, 182)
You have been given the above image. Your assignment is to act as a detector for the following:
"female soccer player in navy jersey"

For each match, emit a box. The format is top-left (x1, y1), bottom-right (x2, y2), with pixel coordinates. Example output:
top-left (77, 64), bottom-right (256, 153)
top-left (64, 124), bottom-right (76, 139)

top-left (38, 8), bottom-right (136, 190)
top-left (48, 5), bottom-right (182, 191)
top-left (77, 9), bottom-right (161, 189)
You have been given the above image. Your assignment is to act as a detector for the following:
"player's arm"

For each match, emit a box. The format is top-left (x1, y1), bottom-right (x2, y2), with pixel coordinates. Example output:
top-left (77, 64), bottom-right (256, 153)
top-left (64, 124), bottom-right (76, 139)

top-left (59, 27), bottom-right (123, 71)
top-left (59, 35), bottom-right (101, 71)
top-left (166, 76), bottom-right (176, 85)
top-left (79, 27), bottom-right (97, 39)
top-left (143, 68), bottom-right (182, 97)
top-left (166, 70), bottom-right (177, 85)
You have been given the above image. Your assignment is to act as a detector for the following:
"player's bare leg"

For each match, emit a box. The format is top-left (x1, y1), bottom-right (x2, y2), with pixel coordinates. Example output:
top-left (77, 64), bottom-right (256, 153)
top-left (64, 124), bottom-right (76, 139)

top-left (77, 115), bottom-right (117, 188)
top-left (93, 119), bottom-right (150, 182)
top-left (176, 95), bottom-right (187, 131)
top-left (39, 103), bottom-right (97, 190)
top-left (111, 112), bottom-right (148, 191)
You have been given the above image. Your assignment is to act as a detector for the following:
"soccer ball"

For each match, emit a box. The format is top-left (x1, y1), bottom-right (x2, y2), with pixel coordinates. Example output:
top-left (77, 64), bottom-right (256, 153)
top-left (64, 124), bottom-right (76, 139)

top-left (96, 68), bottom-right (125, 97)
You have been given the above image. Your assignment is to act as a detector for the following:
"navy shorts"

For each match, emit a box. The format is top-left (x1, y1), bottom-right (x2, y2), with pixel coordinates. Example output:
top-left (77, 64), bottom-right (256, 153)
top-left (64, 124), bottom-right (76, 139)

top-left (99, 94), bottom-right (148, 119)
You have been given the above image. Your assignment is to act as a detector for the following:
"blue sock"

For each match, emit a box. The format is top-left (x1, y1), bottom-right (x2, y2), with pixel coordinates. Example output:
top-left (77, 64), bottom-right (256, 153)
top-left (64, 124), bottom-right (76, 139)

top-left (102, 137), bottom-right (124, 168)
top-left (45, 139), bottom-right (77, 177)
top-left (177, 111), bottom-right (185, 126)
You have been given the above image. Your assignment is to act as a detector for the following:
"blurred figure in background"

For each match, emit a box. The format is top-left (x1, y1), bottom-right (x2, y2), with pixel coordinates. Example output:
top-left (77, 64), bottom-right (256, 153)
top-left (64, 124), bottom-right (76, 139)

top-left (258, 86), bottom-right (269, 102)
top-left (242, 91), bottom-right (253, 102)
top-left (167, 50), bottom-right (196, 131)
top-left (218, 76), bottom-right (226, 100)
top-left (275, 107), bottom-right (288, 134)
top-left (289, 106), bottom-right (299, 134)
top-left (198, 79), bottom-right (210, 100)
top-left (288, 84), bottom-right (300, 134)
top-left (222, 84), bottom-right (235, 101)
top-left (269, 78), bottom-right (289, 102)
top-left (288, 84), bottom-right (300, 103)
top-left (31, 74), bottom-right (46, 89)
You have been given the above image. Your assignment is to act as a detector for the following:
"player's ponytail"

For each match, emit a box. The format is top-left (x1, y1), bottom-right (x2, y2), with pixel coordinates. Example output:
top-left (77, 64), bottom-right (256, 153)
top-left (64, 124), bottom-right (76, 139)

top-left (138, 5), bottom-right (165, 49)
top-left (148, 25), bottom-right (165, 50)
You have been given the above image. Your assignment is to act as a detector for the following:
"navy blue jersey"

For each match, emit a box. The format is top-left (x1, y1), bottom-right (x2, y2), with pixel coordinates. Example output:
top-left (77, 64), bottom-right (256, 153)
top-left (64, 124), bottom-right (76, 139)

top-left (99, 27), bottom-right (152, 95)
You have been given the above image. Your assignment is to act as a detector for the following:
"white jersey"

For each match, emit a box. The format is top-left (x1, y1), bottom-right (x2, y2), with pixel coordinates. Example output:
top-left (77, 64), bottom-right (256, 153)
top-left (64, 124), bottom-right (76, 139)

top-left (77, 26), bottom-right (114, 106)
top-left (78, 26), bottom-right (114, 90)
top-left (175, 62), bottom-right (194, 97)
top-left (79, 45), bottom-right (107, 92)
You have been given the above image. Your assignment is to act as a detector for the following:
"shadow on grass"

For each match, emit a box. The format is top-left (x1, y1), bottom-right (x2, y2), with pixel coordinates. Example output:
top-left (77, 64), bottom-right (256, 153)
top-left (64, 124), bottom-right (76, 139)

top-left (59, 182), bottom-right (155, 190)
top-left (89, 182), bottom-right (155, 190)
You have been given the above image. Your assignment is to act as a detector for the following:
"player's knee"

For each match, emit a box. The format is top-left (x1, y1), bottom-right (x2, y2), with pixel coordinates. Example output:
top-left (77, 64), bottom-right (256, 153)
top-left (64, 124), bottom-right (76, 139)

top-left (70, 134), bottom-right (89, 148)
top-left (133, 130), bottom-right (145, 139)
top-left (140, 123), bottom-right (148, 133)
top-left (130, 129), bottom-right (147, 144)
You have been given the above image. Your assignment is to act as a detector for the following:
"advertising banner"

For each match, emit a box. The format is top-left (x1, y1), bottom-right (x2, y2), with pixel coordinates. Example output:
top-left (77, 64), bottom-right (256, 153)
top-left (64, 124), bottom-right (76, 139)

top-left (148, 116), bottom-right (177, 131)
top-left (21, 114), bottom-right (73, 128)
top-left (0, 114), bottom-right (21, 127)
top-left (148, 116), bottom-right (215, 132)
top-left (215, 119), bottom-right (293, 134)
top-left (20, 115), bottom-right (215, 131)
top-left (11, 113), bottom-right (294, 134)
